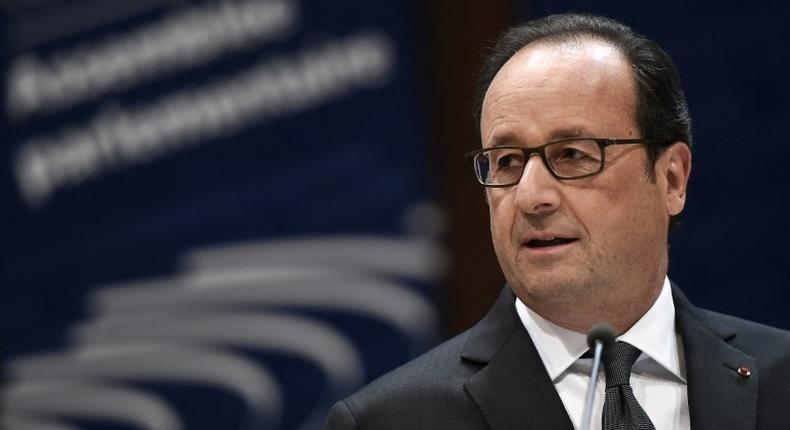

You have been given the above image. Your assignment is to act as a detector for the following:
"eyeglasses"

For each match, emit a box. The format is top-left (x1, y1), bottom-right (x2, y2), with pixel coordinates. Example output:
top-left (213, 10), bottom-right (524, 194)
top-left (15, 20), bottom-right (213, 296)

top-left (465, 137), bottom-right (670, 187)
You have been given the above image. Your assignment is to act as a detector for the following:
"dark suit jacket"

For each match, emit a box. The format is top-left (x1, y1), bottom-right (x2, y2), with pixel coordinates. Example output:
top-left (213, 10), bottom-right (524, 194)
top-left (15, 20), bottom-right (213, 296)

top-left (325, 285), bottom-right (790, 429)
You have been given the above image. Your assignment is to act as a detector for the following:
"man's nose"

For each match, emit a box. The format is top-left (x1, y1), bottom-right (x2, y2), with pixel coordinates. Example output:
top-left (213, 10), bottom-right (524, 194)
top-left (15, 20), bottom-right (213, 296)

top-left (514, 154), bottom-right (562, 215)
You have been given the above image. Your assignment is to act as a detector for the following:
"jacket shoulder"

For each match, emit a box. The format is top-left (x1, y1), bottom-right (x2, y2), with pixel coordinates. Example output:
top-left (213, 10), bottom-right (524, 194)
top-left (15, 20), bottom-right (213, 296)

top-left (326, 287), bottom-right (520, 429)
top-left (698, 308), bottom-right (790, 363)
top-left (328, 329), bottom-right (486, 429)
top-left (348, 328), bottom-right (477, 404)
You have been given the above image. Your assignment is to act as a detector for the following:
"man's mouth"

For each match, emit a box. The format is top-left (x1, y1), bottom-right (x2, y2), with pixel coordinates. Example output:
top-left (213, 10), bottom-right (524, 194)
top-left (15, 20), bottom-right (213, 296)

top-left (524, 237), bottom-right (578, 248)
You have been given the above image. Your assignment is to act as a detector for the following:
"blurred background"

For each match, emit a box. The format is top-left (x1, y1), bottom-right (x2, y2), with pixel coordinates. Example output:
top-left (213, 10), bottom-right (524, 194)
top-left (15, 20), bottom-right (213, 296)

top-left (2, 1), bottom-right (788, 429)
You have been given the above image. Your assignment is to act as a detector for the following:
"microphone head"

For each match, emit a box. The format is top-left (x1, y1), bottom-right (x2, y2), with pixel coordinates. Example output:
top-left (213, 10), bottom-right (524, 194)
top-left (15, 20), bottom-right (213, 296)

top-left (586, 323), bottom-right (615, 349)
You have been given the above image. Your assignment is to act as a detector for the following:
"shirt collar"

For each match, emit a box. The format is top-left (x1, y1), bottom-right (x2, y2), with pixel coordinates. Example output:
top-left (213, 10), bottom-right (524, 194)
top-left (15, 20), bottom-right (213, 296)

top-left (515, 277), bottom-right (685, 382)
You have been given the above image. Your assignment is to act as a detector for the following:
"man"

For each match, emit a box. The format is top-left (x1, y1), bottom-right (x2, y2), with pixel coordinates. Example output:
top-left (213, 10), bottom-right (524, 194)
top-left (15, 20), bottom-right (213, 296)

top-left (325, 13), bottom-right (790, 429)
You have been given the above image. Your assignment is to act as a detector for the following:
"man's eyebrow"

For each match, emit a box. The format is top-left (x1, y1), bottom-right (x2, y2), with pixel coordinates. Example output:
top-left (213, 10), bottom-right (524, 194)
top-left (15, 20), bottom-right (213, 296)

top-left (486, 127), bottom-right (592, 147)
top-left (548, 127), bottom-right (591, 140)
top-left (489, 139), bottom-right (517, 148)
top-left (485, 133), bottom-right (519, 148)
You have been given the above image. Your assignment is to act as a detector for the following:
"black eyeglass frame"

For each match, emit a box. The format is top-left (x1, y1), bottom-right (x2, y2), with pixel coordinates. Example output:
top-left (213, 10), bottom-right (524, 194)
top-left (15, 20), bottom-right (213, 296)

top-left (464, 137), bottom-right (673, 187)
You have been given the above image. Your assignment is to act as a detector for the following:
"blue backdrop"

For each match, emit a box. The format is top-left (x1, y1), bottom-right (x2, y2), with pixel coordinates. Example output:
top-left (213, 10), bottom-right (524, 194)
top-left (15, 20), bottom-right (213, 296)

top-left (2, 1), bottom-right (443, 429)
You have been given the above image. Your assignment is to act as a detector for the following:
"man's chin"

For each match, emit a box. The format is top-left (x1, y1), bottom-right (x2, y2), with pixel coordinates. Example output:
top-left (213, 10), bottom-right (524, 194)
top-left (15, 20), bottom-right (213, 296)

top-left (509, 276), bottom-right (595, 307)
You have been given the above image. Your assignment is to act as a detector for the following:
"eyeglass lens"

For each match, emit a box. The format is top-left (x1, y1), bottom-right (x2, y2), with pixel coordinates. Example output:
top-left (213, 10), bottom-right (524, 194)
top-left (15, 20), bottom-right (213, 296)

top-left (475, 139), bottom-right (603, 185)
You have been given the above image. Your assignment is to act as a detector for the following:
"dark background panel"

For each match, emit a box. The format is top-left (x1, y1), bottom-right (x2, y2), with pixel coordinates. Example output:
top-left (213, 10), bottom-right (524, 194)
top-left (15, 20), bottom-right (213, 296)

top-left (2, 1), bottom-right (442, 429)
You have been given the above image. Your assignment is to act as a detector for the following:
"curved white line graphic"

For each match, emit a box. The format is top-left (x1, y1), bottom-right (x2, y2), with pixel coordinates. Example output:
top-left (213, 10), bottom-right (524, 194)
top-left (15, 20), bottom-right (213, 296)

top-left (5, 235), bottom-right (443, 429)
top-left (70, 311), bottom-right (364, 393)
top-left (7, 342), bottom-right (282, 426)
top-left (180, 236), bottom-right (447, 282)
top-left (1, 412), bottom-right (80, 430)
top-left (89, 268), bottom-right (438, 351)
top-left (2, 380), bottom-right (182, 430)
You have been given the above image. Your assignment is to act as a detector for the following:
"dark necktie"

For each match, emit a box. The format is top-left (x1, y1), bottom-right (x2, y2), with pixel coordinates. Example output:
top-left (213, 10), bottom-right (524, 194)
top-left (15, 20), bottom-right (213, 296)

top-left (601, 341), bottom-right (656, 430)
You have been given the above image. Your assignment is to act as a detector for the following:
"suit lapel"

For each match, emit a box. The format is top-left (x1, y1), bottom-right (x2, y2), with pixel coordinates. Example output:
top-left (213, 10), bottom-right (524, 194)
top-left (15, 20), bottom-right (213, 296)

top-left (459, 284), bottom-right (758, 429)
top-left (461, 287), bottom-right (574, 430)
top-left (673, 286), bottom-right (758, 430)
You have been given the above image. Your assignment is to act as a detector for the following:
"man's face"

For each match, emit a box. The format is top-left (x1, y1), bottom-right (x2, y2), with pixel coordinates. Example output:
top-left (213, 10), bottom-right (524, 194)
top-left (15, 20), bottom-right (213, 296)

top-left (480, 40), bottom-right (686, 326)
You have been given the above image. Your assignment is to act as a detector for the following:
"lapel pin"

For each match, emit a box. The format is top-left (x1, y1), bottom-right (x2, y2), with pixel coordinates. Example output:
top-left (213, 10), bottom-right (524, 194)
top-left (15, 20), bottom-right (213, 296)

top-left (737, 366), bottom-right (751, 377)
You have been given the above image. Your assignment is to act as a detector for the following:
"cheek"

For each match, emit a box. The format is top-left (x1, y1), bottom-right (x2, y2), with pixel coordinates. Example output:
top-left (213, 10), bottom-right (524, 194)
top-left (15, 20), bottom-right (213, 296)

top-left (487, 192), bottom-right (517, 246)
top-left (572, 182), bottom-right (640, 237)
top-left (584, 182), bottom-right (665, 248)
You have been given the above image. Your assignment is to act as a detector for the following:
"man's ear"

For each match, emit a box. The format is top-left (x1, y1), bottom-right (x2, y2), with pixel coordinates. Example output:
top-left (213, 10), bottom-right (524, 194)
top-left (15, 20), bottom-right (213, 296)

top-left (663, 142), bottom-right (692, 216)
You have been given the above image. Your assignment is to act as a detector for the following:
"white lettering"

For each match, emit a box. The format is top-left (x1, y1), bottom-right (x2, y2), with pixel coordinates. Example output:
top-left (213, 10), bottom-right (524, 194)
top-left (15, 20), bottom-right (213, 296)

top-left (14, 32), bottom-right (396, 208)
top-left (6, 0), bottom-right (297, 120)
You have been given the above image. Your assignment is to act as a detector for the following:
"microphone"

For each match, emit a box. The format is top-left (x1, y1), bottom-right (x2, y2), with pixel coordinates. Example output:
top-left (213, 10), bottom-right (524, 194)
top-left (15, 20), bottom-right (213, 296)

top-left (580, 323), bottom-right (616, 430)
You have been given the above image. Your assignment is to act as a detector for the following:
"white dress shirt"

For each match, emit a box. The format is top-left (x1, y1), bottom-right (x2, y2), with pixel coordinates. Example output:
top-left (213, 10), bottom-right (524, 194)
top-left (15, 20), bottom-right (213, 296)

top-left (515, 277), bottom-right (690, 429)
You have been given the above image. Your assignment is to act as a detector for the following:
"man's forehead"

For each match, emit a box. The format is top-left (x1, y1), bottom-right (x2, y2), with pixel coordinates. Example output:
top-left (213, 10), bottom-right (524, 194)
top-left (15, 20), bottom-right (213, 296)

top-left (491, 39), bottom-right (631, 95)
top-left (511, 38), bottom-right (624, 70)
top-left (480, 38), bottom-right (638, 142)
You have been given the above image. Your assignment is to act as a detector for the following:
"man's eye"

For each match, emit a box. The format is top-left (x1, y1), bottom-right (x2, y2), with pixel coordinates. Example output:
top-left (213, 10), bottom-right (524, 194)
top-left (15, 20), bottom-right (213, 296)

top-left (495, 153), bottom-right (524, 168)
top-left (556, 147), bottom-right (588, 161)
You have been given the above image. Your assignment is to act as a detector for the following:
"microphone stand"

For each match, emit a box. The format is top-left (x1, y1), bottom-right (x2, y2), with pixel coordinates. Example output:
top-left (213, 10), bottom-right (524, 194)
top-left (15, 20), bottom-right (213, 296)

top-left (580, 339), bottom-right (605, 430)
top-left (580, 323), bottom-right (615, 430)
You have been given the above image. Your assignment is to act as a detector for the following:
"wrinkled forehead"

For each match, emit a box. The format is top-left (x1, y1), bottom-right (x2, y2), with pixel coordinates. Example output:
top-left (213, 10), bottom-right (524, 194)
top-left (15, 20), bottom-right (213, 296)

top-left (486, 38), bottom-right (634, 103)
top-left (480, 39), bottom-right (638, 141)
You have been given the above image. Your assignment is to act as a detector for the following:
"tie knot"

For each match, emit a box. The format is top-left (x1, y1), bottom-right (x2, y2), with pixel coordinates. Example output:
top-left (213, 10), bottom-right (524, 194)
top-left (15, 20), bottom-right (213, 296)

top-left (602, 341), bottom-right (642, 388)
